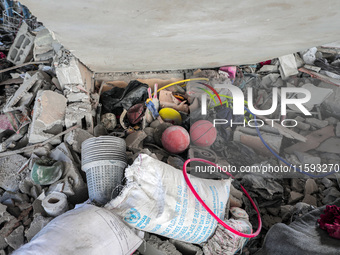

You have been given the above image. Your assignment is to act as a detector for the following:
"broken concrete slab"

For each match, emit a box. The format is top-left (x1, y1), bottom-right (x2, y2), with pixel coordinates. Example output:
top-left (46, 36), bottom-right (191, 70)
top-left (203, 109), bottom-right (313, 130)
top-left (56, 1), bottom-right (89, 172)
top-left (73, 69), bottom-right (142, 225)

top-left (3, 71), bottom-right (51, 113)
top-left (316, 137), bottom-right (340, 154)
top-left (33, 28), bottom-right (60, 61)
top-left (55, 52), bottom-right (84, 90)
top-left (279, 54), bottom-right (299, 79)
top-left (7, 23), bottom-right (35, 65)
top-left (63, 84), bottom-right (90, 103)
top-left (285, 125), bottom-right (335, 153)
top-left (65, 102), bottom-right (93, 133)
top-left (28, 90), bottom-right (67, 144)
top-left (0, 154), bottom-right (28, 192)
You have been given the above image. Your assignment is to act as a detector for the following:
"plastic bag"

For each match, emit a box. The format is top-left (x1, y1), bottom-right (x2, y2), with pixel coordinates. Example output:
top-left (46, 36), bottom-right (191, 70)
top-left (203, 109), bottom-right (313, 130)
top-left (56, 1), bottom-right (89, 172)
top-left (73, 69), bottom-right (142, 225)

top-left (13, 204), bottom-right (142, 255)
top-left (105, 154), bottom-right (231, 244)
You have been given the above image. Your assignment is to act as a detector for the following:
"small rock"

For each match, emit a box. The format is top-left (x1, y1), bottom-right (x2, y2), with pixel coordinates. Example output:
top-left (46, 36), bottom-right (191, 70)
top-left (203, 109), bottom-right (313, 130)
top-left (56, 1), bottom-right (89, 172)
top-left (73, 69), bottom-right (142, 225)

top-left (322, 187), bottom-right (340, 204)
top-left (289, 191), bottom-right (304, 204)
top-left (305, 118), bottom-right (328, 129)
top-left (5, 225), bottom-right (24, 250)
top-left (304, 179), bottom-right (318, 195)
top-left (291, 179), bottom-right (304, 193)
top-left (321, 178), bottom-right (335, 188)
top-left (302, 194), bottom-right (317, 207)
top-left (267, 207), bottom-right (280, 216)
top-left (294, 151), bottom-right (321, 165)
top-left (280, 205), bottom-right (294, 220)
top-left (336, 122), bottom-right (340, 137)
top-left (325, 117), bottom-right (338, 125)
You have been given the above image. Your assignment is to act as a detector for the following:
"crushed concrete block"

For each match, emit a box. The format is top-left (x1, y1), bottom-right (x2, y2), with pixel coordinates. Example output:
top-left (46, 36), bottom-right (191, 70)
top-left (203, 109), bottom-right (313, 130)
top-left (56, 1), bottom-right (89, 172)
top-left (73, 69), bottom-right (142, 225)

top-left (0, 154), bottom-right (28, 192)
top-left (7, 23), bottom-right (35, 65)
top-left (336, 122), bottom-right (340, 137)
top-left (25, 214), bottom-right (52, 241)
top-left (305, 118), bottom-right (328, 129)
top-left (304, 179), bottom-right (318, 195)
top-left (29, 90), bottom-right (67, 144)
top-left (65, 102), bottom-right (93, 133)
top-left (65, 128), bottom-right (93, 153)
top-left (316, 137), bottom-right (340, 154)
top-left (55, 53), bottom-right (84, 89)
top-left (5, 225), bottom-right (24, 250)
top-left (3, 71), bottom-right (51, 113)
top-left (49, 143), bottom-right (87, 203)
top-left (33, 28), bottom-right (59, 61)
top-left (126, 131), bottom-right (147, 152)
top-left (294, 151), bottom-right (321, 165)
top-left (63, 84), bottom-right (90, 103)
top-left (285, 126), bottom-right (335, 153)
top-left (279, 54), bottom-right (298, 79)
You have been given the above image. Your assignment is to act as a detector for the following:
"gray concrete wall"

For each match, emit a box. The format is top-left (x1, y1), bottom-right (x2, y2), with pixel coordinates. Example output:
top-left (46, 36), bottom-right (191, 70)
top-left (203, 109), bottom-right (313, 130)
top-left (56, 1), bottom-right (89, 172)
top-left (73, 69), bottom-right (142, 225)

top-left (22, 0), bottom-right (340, 72)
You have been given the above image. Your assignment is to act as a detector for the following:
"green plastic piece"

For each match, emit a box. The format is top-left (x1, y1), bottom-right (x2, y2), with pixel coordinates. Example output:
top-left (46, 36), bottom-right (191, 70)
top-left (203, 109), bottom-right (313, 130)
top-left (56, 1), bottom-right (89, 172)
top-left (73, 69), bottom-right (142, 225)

top-left (31, 158), bottom-right (63, 185)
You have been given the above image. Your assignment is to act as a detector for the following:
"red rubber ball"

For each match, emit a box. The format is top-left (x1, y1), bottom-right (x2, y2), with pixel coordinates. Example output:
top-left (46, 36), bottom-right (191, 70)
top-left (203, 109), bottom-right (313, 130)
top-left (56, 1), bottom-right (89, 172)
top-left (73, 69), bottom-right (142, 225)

top-left (161, 126), bottom-right (190, 154)
top-left (190, 120), bottom-right (217, 147)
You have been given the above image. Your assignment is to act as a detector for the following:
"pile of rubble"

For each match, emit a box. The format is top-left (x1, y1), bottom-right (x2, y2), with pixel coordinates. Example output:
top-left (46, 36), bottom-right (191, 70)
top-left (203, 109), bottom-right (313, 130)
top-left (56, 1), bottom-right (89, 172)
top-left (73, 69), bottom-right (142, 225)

top-left (0, 3), bottom-right (340, 255)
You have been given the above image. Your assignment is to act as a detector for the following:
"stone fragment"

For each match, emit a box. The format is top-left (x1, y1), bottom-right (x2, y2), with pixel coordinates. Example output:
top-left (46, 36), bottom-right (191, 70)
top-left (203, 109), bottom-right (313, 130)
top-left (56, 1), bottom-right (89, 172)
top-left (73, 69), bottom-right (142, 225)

top-left (325, 117), bottom-right (338, 125)
top-left (0, 154), bottom-right (28, 192)
top-left (321, 178), bottom-right (335, 188)
top-left (294, 151), bottom-right (321, 165)
top-left (100, 113), bottom-right (117, 131)
top-left (64, 128), bottom-right (93, 153)
top-left (316, 137), bottom-right (340, 154)
top-left (336, 122), bottom-right (340, 137)
top-left (290, 178), bottom-right (304, 193)
top-left (3, 71), bottom-right (51, 113)
top-left (29, 90), bottom-right (67, 144)
top-left (305, 118), bottom-right (328, 129)
top-left (295, 120), bottom-right (310, 131)
top-left (5, 225), bottom-right (24, 250)
top-left (285, 126), bottom-right (334, 153)
top-left (126, 131), bottom-right (147, 152)
top-left (304, 179), bottom-right (318, 195)
top-left (289, 191), bottom-right (304, 204)
top-left (267, 207), bottom-right (280, 216)
top-left (322, 187), bottom-right (340, 204)
top-left (65, 102), bottom-right (93, 133)
top-left (25, 214), bottom-right (52, 241)
top-left (302, 194), bottom-right (317, 207)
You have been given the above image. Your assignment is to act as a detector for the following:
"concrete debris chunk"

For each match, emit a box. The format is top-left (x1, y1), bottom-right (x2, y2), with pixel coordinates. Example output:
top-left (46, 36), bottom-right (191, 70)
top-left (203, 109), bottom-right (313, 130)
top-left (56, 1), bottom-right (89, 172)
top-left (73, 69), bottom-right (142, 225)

top-left (0, 155), bottom-right (28, 192)
top-left (25, 214), bottom-right (52, 242)
top-left (7, 23), bottom-right (35, 65)
top-left (64, 128), bottom-right (93, 153)
top-left (278, 54), bottom-right (299, 79)
top-left (5, 225), bottom-right (24, 250)
top-left (63, 84), bottom-right (90, 103)
top-left (65, 102), bottom-right (93, 133)
top-left (316, 137), bottom-right (340, 154)
top-left (304, 179), bottom-right (318, 195)
top-left (126, 131), bottom-right (147, 152)
top-left (3, 71), bottom-right (51, 113)
top-left (294, 151), bottom-right (321, 165)
top-left (33, 28), bottom-right (60, 61)
top-left (305, 118), bottom-right (328, 129)
top-left (289, 191), bottom-right (304, 204)
top-left (302, 194), bottom-right (317, 207)
top-left (55, 52), bottom-right (84, 89)
top-left (28, 90), bottom-right (67, 144)
top-left (336, 122), bottom-right (340, 137)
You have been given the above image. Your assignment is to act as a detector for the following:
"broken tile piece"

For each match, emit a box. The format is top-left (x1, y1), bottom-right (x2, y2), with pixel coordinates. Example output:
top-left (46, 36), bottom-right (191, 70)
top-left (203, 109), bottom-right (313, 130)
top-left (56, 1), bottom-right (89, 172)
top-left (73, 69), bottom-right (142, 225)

top-left (284, 126), bottom-right (335, 154)
top-left (29, 90), bottom-right (67, 144)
